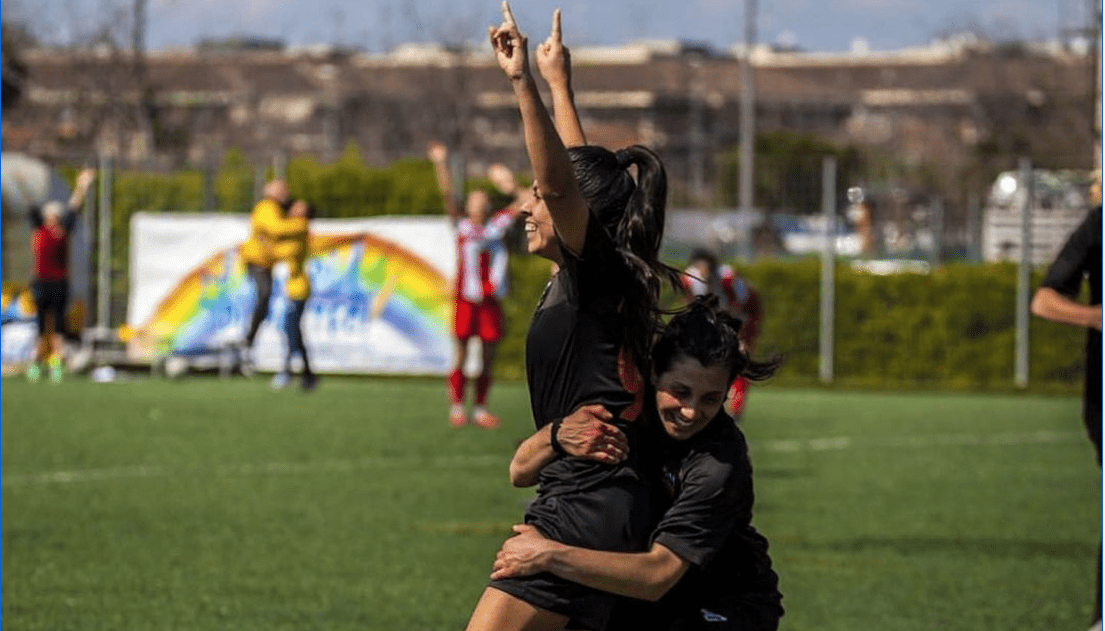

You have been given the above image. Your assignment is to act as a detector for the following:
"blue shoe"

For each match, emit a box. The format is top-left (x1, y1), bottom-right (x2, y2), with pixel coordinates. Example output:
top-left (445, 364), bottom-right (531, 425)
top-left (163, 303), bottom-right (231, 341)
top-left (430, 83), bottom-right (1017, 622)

top-left (270, 372), bottom-right (291, 390)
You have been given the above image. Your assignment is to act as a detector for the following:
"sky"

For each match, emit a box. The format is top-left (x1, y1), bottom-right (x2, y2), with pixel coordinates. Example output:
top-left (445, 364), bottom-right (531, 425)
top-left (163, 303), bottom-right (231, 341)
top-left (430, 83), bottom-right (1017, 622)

top-left (3, 0), bottom-right (1091, 54)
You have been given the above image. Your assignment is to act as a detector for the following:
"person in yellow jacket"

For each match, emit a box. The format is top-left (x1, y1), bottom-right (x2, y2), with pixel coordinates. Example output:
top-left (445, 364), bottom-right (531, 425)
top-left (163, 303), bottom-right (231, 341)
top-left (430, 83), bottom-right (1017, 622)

top-left (239, 179), bottom-right (295, 371)
top-left (240, 180), bottom-right (291, 351)
top-left (269, 199), bottom-right (318, 391)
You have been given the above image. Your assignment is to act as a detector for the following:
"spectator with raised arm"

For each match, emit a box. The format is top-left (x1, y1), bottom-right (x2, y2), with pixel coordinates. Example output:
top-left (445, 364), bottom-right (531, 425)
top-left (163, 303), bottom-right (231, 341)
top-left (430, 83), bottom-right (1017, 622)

top-left (429, 142), bottom-right (524, 429)
top-left (25, 167), bottom-right (95, 383)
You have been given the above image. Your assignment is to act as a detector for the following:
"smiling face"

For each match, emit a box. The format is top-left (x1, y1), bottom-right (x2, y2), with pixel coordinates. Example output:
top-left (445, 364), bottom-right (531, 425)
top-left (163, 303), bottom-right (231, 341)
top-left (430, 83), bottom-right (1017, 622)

top-left (519, 182), bottom-right (559, 260)
top-left (654, 355), bottom-right (730, 441)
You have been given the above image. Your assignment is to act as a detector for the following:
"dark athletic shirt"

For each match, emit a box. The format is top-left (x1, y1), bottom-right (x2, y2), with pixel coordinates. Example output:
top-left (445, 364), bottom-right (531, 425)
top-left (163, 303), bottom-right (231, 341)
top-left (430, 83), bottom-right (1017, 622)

top-left (30, 207), bottom-right (78, 282)
top-left (1040, 205), bottom-right (1102, 456)
top-left (522, 218), bottom-right (650, 549)
top-left (650, 411), bottom-right (781, 615)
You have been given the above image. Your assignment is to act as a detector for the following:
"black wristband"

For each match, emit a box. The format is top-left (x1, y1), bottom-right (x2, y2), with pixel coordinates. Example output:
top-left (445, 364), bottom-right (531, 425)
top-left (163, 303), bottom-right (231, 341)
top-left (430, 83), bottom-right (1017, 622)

top-left (549, 418), bottom-right (567, 456)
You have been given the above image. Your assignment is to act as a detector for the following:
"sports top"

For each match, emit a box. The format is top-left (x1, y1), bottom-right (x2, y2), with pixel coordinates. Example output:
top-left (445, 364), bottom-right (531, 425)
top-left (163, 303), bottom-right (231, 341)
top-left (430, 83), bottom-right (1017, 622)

top-left (241, 198), bottom-right (302, 268)
top-left (271, 217), bottom-right (311, 301)
top-left (649, 411), bottom-right (782, 619)
top-left (490, 218), bottom-right (653, 631)
top-left (455, 209), bottom-right (514, 302)
top-left (30, 209), bottom-right (78, 282)
top-left (524, 217), bottom-right (647, 504)
top-left (1039, 205), bottom-right (1102, 454)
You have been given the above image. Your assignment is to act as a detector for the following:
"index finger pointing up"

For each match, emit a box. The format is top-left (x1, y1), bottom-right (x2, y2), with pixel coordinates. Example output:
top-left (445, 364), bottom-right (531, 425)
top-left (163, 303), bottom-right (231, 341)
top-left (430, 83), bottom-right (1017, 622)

top-left (501, 1), bottom-right (517, 27)
top-left (551, 8), bottom-right (562, 41)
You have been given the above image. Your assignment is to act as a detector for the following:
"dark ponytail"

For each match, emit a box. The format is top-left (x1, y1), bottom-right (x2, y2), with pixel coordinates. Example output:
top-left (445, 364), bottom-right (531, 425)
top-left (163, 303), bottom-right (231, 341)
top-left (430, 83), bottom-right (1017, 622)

top-left (653, 295), bottom-right (782, 384)
top-left (567, 144), bottom-right (682, 376)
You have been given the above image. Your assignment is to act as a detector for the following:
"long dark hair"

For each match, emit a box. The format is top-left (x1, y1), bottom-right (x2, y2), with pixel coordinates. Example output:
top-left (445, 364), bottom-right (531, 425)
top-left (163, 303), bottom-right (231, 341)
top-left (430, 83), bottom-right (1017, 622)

top-left (567, 144), bottom-right (682, 375)
top-left (653, 295), bottom-right (782, 384)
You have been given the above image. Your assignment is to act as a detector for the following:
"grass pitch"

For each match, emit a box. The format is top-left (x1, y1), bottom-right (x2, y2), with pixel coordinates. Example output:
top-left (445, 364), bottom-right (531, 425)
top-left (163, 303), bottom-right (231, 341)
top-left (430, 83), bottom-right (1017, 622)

top-left (2, 376), bottom-right (1099, 630)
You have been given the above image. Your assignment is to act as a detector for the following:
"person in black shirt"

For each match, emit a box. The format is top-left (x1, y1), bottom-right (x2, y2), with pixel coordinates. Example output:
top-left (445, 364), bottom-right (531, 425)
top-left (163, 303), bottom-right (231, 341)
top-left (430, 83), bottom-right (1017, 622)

top-left (493, 297), bottom-right (784, 631)
top-left (465, 6), bottom-right (680, 631)
top-left (1030, 200), bottom-right (1102, 630)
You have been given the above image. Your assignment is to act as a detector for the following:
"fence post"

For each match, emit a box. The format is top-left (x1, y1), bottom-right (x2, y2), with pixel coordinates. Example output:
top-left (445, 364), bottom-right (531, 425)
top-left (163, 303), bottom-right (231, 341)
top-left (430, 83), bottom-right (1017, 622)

top-left (820, 156), bottom-right (836, 384)
top-left (202, 158), bottom-right (216, 211)
top-left (966, 192), bottom-right (981, 262)
top-left (253, 165), bottom-right (266, 202)
top-left (930, 197), bottom-right (943, 268)
top-left (273, 151), bottom-right (288, 182)
top-left (1015, 157), bottom-right (1033, 388)
top-left (96, 153), bottom-right (114, 334)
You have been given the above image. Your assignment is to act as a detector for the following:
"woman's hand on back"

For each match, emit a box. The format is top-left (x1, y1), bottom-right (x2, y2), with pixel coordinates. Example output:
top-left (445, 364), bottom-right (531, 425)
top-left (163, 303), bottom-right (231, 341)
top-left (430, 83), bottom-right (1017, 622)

top-left (558, 404), bottom-right (628, 464)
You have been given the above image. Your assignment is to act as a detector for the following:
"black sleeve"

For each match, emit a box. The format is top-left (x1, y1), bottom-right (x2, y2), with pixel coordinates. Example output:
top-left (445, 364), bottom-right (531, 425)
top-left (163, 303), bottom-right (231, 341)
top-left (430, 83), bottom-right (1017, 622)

top-left (651, 446), bottom-right (751, 568)
top-left (1041, 207), bottom-right (1101, 299)
top-left (29, 206), bottom-right (43, 229)
top-left (61, 211), bottom-right (79, 233)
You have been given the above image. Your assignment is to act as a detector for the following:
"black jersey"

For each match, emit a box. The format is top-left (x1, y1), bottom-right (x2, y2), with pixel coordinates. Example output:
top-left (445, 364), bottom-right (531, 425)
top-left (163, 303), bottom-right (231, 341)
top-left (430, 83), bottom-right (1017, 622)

top-left (490, 220), bottom-right (652, 631)
top-left (1040, 206), bottom-right (1102, 458)
top-left (523, 218), bottom-right (649, 510)
top-left (650, 412), bottom-right (782, 627)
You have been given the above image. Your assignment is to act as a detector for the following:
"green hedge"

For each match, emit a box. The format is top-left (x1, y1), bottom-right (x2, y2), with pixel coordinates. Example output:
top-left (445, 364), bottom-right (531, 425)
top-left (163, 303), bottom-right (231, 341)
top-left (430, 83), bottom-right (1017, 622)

top-left (85, 152), bottom-right (1087, 393)
top-left (495, 256), bottom-right (1087, 393)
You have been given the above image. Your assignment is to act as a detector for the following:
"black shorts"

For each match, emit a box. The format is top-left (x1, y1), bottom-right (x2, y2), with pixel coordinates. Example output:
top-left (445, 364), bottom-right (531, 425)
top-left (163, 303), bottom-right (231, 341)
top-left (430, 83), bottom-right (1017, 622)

top-left (489, 474), bottom-right (652, 631)
top-left (667, 591), bottom-right (783, 631)
top-left (32, 279), bottom-right (69, 337)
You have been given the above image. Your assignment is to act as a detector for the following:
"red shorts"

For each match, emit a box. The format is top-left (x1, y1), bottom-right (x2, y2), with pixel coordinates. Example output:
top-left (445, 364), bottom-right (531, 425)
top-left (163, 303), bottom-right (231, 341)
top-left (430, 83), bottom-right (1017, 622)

top-left (454, 298), bottom-right (503, 343)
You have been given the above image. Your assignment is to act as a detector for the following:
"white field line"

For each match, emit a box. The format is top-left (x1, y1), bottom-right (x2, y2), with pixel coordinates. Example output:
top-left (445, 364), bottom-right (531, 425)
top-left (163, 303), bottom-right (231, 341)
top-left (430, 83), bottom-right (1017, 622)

top-left (760, 429), bottom-right (1083, 453)
top-left (1, 454), bottom-right (507, 487)
top-left (1, 431), bottom-right (1084, 487)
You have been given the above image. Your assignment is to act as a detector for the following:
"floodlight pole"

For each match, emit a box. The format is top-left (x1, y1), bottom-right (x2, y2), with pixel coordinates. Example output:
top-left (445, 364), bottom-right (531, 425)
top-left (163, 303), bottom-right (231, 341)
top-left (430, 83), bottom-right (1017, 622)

top-left (738, 0), bottom-right (757, 260)
top-left (96, 154), bottom-right (113, 334)
top-left (1015, 157), bottom-right (1032, 388)
top-left (820, 156), bottom-right (836, 384)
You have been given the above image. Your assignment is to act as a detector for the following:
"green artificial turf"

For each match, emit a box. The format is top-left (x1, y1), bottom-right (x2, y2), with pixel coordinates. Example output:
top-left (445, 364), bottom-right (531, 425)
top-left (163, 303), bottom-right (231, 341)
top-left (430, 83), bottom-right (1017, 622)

top-left (2, 376), bottom-right (1099, 630)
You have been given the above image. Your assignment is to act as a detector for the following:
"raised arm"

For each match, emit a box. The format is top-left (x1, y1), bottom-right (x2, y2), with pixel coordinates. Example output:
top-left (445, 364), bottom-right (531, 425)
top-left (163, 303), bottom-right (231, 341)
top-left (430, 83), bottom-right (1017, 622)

top-left (509, 404), bottom-right (627, 487)
top-left (67, 168), bottom-right (96, 212)
top-left (535, 9), bottom-right (586, 148)
top-left (428, 142), bottom-right (462, 221)
top-left (492, 525), bottom-right (690, 602)
top-left (490, 1), bottom-right (588, 254)
top-left (487, 162), bottom-right (528, 218)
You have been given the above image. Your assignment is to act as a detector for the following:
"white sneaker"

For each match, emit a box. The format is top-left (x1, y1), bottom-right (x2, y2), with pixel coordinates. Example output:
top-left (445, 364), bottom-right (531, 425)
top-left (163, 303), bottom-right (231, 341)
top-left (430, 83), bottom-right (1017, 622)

top-left (1089, 620), bottom-right (1102, 631)
top-left (270, 372), bottom-right (291, 389)
top-left (237, 344), bottom-right (255, 378)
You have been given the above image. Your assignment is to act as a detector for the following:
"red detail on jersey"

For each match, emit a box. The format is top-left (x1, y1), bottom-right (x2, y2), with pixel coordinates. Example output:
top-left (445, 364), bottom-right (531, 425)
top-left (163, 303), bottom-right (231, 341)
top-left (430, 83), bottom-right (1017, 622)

top-left (478, 250), bottom-right (494, 297)
top-left (617, 349), bottom-right (644, 421)
top-left (32, 225), bottom-right (69, 281)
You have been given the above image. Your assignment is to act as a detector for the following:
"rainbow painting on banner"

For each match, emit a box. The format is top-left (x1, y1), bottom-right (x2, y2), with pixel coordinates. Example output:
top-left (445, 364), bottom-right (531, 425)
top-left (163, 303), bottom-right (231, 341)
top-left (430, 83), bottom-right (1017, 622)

top-left (129, 232), bottom-right (453, 375)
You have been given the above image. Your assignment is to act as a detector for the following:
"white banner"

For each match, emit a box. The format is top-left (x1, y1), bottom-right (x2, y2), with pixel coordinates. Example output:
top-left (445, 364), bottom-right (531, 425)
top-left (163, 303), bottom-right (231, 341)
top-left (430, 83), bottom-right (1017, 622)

top-left (128, 213), bottom-right (458, 375)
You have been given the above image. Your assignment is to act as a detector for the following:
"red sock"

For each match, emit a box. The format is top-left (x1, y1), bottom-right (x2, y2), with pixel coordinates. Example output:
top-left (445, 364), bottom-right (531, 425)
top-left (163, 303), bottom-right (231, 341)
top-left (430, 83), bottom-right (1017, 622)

top-left (475, 373), bottom-right (492, 406)
top-left (448, 369), bottom-right (466, 404)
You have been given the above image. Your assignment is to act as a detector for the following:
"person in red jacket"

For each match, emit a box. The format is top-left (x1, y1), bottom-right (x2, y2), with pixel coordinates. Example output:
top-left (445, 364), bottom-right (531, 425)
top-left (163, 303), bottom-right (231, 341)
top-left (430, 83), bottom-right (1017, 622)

top-left (26, 167), bottom-right (95, 383)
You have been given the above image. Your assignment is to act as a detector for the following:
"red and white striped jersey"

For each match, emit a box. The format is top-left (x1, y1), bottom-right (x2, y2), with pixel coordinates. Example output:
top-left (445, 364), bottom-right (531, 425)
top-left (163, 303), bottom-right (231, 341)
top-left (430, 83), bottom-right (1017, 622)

top-left (455, 209), bottom-right (514, 302)
top-left (682, 264), bottom-right (761, 344)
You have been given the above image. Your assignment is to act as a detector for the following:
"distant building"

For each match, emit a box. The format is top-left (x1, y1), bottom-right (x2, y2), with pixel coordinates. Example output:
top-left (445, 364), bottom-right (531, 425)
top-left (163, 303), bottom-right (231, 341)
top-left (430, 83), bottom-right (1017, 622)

top-left (1, 35), bottom-right (1095, 206)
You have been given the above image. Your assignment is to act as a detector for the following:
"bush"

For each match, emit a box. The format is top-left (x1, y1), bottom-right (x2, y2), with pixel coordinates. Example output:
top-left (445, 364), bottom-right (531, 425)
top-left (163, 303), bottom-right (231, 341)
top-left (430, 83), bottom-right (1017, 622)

top-left (494, 256), bottom-right (1087, 393)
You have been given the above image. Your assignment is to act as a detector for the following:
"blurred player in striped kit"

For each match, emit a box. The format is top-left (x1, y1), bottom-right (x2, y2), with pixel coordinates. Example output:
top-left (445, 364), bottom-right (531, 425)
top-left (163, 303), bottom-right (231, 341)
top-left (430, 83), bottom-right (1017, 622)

top-left (429, 142), bottom-right (526, 429)
top-left (681, 249), bottom-right (762, 420)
